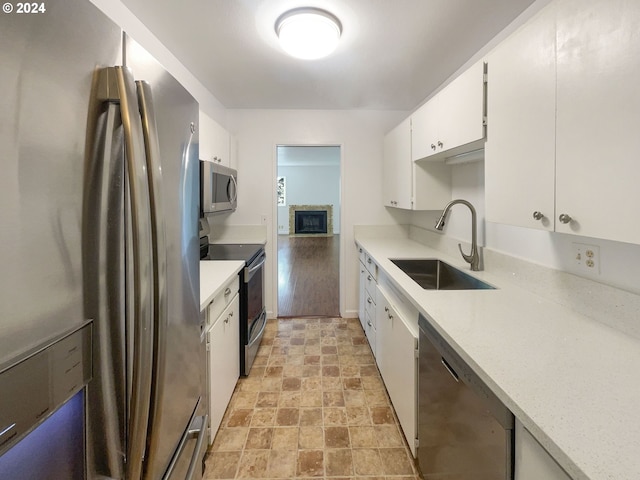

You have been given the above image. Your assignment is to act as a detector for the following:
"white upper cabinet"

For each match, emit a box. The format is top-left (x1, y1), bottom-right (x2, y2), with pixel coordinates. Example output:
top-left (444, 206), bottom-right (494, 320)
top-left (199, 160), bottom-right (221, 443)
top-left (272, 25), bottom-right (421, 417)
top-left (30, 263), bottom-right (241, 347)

top-left (486, 0), bottom-right (640, 244)
top-left (412, 60), bottom-right (486, 161)
top-left (383, 118), bottom-right (451, 210)
top-left (199, 111), bottom-right (231, 167)
top-left (485, 5), bottom-right (557, 230)
top-left (383, 118), bottom-right (413, 209)
top-left (555, 0), bottom-right (640, 243)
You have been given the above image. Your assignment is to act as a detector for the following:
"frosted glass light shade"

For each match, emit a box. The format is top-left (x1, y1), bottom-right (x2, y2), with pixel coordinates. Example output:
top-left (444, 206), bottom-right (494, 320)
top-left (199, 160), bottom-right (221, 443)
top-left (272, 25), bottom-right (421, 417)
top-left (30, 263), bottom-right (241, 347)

top-left (275, 8), bottom-right (342, 60)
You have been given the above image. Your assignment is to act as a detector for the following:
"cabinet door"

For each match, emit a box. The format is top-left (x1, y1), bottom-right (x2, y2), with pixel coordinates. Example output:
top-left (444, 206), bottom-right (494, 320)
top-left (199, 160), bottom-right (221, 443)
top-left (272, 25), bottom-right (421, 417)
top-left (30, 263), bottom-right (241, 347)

top-left (199, 111), bottom-right (230, 166)
top-left (208, 295), bottom-right (240, 444)
top-left (376, 288), bottom-right (417, 457)
top-left (438, 60), bottom-right (486, 155)
top-left (411, 98), bottom-right (440, 161)
top-left (515, 421), bottom-right (571, 480)
top-left (485, 6), bottom-right (557, 230)
top-left (555, 0), bottom-right (640, 244)
top-left (383, 118), bottom-right (413, 209)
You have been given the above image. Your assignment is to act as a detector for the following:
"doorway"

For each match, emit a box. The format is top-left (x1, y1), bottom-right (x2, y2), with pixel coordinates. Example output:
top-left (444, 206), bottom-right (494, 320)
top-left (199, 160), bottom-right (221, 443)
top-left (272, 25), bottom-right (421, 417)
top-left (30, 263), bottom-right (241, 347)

top-left (276, 145), bottom-right (341, 317)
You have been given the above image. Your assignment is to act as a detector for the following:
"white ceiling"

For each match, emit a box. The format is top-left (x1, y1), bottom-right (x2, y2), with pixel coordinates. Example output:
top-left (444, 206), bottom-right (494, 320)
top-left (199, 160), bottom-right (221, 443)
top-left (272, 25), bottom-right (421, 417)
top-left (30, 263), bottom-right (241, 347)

top-left (120, 0), bottom-right (537, 110)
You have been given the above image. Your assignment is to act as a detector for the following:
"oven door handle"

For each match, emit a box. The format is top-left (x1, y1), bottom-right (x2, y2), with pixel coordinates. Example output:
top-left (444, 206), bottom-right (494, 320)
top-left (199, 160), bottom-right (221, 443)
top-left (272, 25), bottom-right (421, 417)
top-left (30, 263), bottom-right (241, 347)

top-left (245, 254), bottom-right (266, 281)
top-left (248, 310), bottom-right (268, 346)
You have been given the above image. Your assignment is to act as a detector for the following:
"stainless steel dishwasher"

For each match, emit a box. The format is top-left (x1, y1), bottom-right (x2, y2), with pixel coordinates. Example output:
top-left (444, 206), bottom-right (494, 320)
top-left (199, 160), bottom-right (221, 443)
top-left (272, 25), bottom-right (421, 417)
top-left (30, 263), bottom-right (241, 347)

top-left (418, 314), bottom-right (514, 480)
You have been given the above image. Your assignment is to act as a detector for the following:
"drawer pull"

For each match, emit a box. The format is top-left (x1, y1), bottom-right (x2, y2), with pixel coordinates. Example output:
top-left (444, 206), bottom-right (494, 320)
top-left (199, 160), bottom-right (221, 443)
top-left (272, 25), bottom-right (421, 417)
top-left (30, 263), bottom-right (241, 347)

top-left (224, 287), bottom-right (232, 296)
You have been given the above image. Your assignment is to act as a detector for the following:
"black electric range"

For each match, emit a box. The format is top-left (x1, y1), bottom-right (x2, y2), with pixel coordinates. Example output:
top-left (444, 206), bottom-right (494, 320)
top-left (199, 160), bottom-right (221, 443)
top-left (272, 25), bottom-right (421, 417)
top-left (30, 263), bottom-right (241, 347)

top-left (202, 243), bottom-right (264, 264)
top-left (201, 241), bottom-right (267, 376)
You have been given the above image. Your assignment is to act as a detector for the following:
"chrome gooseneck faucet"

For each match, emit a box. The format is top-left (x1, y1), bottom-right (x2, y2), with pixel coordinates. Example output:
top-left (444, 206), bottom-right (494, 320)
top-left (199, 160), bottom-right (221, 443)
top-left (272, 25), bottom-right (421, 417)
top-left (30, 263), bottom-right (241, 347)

top-left (434, 199), bottom-right (482, 271)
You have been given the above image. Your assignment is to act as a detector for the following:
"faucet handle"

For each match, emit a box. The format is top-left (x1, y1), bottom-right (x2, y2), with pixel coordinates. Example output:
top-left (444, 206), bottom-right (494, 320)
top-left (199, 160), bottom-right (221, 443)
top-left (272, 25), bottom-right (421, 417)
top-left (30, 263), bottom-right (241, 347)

top-left (458, 243), bottom-right (473, 264)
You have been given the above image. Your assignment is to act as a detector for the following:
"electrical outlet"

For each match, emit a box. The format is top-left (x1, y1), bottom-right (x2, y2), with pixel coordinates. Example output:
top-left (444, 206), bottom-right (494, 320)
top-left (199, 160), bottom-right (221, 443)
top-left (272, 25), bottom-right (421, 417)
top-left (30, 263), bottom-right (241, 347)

top-left (572, 242), bottom-right (600, 275)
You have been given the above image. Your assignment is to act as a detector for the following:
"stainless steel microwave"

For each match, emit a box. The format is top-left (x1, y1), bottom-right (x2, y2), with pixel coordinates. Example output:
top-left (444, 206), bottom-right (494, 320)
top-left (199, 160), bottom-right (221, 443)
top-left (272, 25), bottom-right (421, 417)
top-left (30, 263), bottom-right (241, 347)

top-left (200, 161), bottom-right (237, 214)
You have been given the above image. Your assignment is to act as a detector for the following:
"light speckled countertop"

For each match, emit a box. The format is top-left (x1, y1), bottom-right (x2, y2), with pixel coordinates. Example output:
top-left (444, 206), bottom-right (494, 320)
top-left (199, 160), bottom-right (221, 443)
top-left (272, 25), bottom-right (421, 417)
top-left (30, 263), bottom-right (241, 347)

top-left (355, 235), bottom-right (640, 480)
top-left (200, 260), bottom-right (245, 311)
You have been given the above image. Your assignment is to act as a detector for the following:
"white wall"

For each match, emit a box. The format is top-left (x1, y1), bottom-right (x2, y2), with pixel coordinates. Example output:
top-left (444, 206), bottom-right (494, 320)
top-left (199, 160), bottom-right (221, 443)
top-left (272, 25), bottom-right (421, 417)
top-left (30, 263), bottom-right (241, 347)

top-left (212, 109), bottom-right (410, 318)
top-left (277, 164), bottom-right (341, 235)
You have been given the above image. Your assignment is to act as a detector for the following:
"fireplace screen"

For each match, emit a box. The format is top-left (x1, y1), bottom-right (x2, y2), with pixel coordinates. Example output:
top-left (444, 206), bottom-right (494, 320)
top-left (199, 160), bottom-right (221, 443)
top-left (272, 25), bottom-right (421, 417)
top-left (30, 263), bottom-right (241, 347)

top-left (294, 210), bottom-right (328, 234)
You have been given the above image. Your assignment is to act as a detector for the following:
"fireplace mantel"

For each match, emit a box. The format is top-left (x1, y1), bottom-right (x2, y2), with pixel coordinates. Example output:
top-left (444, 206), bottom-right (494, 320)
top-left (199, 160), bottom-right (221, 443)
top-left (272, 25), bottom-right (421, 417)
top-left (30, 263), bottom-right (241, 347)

top-left (289, 205), bottom-right (333, 237)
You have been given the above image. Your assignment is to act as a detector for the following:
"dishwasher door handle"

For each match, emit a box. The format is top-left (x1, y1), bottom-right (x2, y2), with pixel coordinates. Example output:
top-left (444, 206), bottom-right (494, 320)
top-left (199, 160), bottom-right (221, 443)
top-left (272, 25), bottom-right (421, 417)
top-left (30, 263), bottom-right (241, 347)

top-left (440, 357), bottom-right (459, 382)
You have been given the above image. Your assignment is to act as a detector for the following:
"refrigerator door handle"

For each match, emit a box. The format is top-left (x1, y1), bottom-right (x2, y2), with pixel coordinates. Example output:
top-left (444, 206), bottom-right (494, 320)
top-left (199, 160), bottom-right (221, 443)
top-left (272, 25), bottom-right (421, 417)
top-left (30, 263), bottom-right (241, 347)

top-left (135, 80), bottom-right (169, 467)
top-left (185, 415), bottom-right (208, 480)
top-left (161, 414), bottom-right (209, 480)
top-left (97, 66), bottom-right (155, 480)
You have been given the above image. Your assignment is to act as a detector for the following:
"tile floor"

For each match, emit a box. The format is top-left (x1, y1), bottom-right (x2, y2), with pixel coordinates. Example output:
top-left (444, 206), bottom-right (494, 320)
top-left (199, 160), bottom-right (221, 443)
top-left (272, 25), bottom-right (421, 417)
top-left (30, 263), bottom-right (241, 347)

top-left (203, 317), bottom-right (421, 479)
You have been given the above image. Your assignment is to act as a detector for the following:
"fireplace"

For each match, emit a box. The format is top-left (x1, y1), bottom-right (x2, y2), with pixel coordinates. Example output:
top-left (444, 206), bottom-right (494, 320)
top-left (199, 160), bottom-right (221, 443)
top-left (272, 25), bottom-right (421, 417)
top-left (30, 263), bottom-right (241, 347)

top-left (288, 204), bottom-right (333, 236)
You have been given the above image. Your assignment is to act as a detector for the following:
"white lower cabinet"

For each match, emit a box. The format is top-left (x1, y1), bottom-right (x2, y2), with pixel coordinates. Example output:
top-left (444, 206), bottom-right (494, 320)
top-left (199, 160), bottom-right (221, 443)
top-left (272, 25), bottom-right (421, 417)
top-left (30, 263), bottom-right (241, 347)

top-left (375, 284), bottom-right (418, 457)
top-left (207, 293), bottom-right (240, 445)
top-left (515, 421), bottom-right (572, 480)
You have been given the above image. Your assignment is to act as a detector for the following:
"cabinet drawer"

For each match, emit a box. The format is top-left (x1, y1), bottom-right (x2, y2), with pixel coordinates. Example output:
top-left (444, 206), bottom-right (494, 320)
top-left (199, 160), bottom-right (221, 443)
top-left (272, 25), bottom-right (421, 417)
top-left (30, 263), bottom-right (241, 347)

top-left (364, 310), bottom-right (376, 356)
top-left (364, 272), bottom-right (377, 301)
top-left (358, 246), bottom-right (366, 264)
top-left (364, 291), bottom-right (376, 322)
top-left (206, 275), bottom-right (239, 328)
top-left (364, 254), bottom-right (378, 280)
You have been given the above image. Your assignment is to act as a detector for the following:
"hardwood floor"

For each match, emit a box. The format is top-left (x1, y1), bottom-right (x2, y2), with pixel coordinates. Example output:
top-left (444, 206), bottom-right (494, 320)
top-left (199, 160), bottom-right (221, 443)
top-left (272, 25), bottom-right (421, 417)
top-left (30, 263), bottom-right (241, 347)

top-left (278, 235), bottom-right (340, 318)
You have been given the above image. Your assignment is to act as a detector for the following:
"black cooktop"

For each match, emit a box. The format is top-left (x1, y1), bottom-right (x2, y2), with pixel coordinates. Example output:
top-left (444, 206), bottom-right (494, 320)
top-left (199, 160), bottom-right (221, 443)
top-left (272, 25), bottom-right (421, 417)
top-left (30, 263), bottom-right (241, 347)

top-left (202, 243), bottom-right (264, 264)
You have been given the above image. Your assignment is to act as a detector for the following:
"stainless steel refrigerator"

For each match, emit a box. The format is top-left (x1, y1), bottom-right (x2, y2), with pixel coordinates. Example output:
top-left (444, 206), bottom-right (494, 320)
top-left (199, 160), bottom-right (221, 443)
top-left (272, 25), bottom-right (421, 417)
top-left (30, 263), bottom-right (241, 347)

top-left (0, 0), bottom-right (206, 478)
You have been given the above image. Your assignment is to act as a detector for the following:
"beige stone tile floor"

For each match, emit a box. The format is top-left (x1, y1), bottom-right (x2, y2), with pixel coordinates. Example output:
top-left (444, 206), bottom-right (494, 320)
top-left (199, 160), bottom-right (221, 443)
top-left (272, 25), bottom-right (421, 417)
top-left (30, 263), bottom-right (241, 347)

top-left (203, 317), bottom-right (421, 479)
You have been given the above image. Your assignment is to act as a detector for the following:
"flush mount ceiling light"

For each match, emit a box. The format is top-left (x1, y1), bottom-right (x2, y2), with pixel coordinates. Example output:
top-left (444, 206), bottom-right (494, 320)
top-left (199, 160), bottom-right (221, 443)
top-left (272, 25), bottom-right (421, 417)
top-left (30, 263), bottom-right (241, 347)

top-left (275, 7), bottom-right (342, 60)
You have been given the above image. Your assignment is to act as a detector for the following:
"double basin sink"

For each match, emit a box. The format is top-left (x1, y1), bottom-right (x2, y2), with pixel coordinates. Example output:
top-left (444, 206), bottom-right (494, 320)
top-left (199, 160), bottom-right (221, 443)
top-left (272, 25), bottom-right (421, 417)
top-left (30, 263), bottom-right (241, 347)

top-left (390, 259), bottom-right (495, 290)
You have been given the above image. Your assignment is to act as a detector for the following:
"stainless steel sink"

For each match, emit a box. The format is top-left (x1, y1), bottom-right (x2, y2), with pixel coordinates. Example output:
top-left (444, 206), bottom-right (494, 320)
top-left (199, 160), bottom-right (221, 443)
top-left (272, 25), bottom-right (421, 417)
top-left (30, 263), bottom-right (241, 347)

top-left (390, 259), bottom-right (495, 290)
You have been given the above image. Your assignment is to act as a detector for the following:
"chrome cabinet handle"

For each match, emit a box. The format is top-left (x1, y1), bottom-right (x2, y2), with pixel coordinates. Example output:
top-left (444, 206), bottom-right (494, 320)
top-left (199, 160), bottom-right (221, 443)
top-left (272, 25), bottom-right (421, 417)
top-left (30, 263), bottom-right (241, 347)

top-left (430, 143), bottom-right (436, 150)
top-left (224, 287), bottom-right (232, 296)
top-left (532, 211), bottom-right (544, 221)
top-left (367, 258), bottom-right (372, 264)
top-left (367, 275), bottom-right (372, 281)
top-left (388, 313), bottom-right (393, 320)
top-left (224, 316), bottom-right (230, 324)
top-left (559, 213), bottom-right (572, 224)
top-left (384, 306), bottom-right (389, 312)
top-left (437, 141), bottom-right (443, 148)
top-left (367, 320), bottom-right (372, 327)
top-left (367, 298), bottom-right (372, 304)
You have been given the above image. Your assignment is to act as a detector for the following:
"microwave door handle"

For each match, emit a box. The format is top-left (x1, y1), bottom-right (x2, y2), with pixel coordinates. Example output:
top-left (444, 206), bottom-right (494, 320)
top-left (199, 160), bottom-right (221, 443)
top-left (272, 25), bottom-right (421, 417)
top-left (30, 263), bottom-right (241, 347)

top-left (229, 174), bottom-right (238, 203)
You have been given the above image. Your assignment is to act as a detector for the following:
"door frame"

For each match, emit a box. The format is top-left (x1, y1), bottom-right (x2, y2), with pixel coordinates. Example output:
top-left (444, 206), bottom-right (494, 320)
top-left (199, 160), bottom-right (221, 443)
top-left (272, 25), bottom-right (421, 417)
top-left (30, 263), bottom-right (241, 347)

top-left (271, 143), bottom-right (345, 318)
